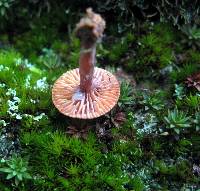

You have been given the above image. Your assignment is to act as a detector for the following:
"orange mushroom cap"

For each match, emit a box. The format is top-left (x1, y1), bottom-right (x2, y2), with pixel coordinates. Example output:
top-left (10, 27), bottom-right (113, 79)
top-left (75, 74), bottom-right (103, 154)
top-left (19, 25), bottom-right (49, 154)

top-left (52, 67), bottom-right (120, 119)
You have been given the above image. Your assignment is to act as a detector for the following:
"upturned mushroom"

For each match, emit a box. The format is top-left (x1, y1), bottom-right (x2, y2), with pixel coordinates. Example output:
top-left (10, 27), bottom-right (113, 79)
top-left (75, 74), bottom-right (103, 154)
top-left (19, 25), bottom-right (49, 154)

top-left (52, 8), bottom-right (120, 119)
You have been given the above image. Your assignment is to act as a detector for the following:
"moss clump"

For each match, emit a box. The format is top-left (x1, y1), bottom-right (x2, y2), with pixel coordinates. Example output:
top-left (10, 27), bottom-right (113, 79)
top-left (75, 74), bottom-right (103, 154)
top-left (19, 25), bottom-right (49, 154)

top-left (125, 24), bottom-right (177, 74)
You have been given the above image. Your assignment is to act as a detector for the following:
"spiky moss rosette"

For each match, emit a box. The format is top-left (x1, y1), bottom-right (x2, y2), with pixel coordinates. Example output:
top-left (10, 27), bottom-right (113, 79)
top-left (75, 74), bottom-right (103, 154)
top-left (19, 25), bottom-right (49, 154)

top-left (52, 8), bottom-right (120, 119)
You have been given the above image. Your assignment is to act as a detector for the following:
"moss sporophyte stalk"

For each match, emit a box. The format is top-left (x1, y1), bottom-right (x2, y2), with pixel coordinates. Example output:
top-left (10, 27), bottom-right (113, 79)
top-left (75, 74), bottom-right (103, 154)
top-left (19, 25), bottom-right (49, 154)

top-left (52, 8), bottom-right (120, 119)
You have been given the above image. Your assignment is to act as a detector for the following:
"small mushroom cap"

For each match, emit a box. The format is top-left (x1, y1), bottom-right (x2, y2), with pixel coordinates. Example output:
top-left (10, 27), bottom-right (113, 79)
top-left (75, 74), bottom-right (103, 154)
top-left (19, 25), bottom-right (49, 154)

top-left (52, 67), bottom-right (120, 119)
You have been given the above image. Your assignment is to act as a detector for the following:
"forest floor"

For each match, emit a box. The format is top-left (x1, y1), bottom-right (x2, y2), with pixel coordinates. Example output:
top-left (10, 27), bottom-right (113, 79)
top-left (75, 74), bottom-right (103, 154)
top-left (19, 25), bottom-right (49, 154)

top-left (0, 20), bottom-right (200, 191)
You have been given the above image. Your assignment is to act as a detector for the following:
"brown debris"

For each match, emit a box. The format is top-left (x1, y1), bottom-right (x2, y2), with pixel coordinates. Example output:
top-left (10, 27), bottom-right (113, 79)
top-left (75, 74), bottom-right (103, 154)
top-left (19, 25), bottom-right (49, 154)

top-left (113, 112), bottom-right (126, 125)
top-left (66, 125), bottom-right (92, 139)
top-left (185, 72), bottom-right (200, 91)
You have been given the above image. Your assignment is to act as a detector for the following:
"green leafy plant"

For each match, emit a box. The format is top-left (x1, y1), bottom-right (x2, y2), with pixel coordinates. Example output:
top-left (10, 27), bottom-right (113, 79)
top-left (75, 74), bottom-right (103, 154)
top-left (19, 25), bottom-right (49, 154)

top-left (177, 138), bottom-right (192, 155)
top-left (183, 25), bottom-right (200, 39)
top-left (141, 91), bottom-right (165, 111)
top-left (193, 112), bottom-right (200, 131)
top-left (0, 156), bottom-right (32, 185)
top-left (185, 94), bottom-right (200, 111)
top-left (67, 35), bottom-right (80, 69)
top-left (127, 176), bottom-right (144, 191)
top-left (38, 48), bottom-right (64, 70)
top-left (181, 25), bottom-right (200, 47)
top-left (51, 40), bottom-right (69, 59)
top-left (154, 159), bottom-right (191, 180)
top-left (164, 108), bottom-right (191, 134)
top-left (170, 63), bottom-right (198, 82)
top-left (119, 81), bottom-right (134, 106)
top-left (0, 0), bottom-right (14, 18)
top-left (173, 84), bottom-right (186, 100)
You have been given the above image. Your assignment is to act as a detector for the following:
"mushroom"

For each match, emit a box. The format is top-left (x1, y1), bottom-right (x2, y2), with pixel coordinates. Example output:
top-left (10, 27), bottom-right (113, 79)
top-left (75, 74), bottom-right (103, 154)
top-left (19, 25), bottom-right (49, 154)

top-left (52, 8), bottom-right (120, 119)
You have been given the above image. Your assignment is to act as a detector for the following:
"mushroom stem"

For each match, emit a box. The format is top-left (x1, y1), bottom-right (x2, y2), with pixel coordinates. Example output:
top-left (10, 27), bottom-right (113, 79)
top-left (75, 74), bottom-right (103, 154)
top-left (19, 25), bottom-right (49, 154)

top-left (79, 44), bottom-right (96, 92)
top-left (75, 8), bottom-right (105, 93)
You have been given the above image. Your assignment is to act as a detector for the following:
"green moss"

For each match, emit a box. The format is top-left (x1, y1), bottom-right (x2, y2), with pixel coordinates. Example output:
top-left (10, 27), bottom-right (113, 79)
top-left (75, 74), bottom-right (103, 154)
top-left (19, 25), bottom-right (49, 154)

top-left (51, 40), bottom-right (69, 57)
top-left (186, 50), bottom-right (200, 64)
top-left (67, 36), bottom-right (81, 69)
top-left (19, 131), bottom-right (129, 190)
top-left (14, 26), bottom-right (58, 57)
top-left (108, 33), bottom-right (135, 62)
top-left (1, 16), bottom-right (200, 191)
top-left (0, 87), bottom-right (8, 117)
top-left (154, 159), bottom-right (194, 181)
top-left (113, 23), bottom-right (181, 81)
top-left (170, 63), bottom-right (198, 82)
top-left (137, 24), bottom-right (176, 68)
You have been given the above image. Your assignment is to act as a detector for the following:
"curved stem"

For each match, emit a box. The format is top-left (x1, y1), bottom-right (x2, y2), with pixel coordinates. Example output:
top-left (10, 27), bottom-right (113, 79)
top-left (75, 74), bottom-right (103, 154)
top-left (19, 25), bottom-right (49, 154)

top-left (79, 44), bottom-right (96, 92)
